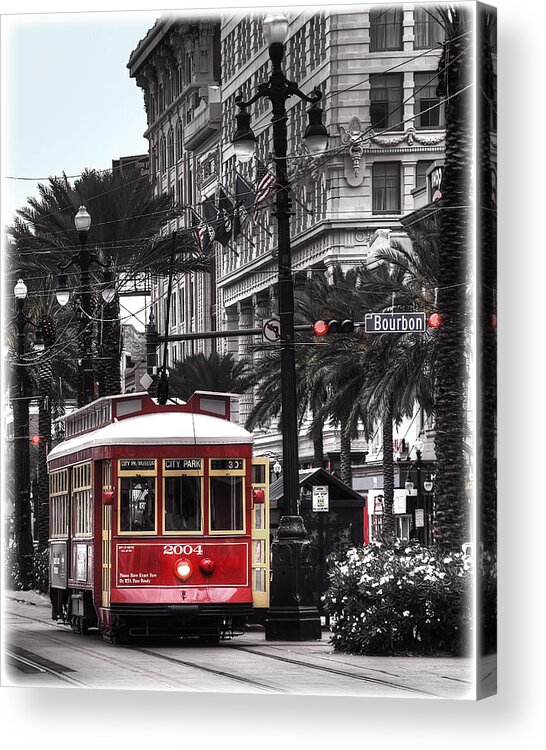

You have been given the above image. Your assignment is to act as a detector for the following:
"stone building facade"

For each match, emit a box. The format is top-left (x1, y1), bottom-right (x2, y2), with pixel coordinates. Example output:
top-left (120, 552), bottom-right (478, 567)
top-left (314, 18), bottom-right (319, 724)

top-left (128, 6), bottom-right (446, 482)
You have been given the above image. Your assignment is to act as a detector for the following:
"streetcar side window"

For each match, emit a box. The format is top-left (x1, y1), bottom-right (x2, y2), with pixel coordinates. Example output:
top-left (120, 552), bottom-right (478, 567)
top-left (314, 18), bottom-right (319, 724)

top-left (50, 469), bottom-right (69, 538)
top-left (210, 476), bottom-right (244, 531)
top-left (120, 476), bottom-right (156, 532)
top-left (164, 476), bottom-right (201, 532)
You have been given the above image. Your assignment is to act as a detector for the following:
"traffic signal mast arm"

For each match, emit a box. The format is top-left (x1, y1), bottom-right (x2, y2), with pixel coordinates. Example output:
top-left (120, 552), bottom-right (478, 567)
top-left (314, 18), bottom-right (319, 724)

top-left (158, 322), bottom-right (364, 342)
top-left (157, 314), bottom-right (438, 343)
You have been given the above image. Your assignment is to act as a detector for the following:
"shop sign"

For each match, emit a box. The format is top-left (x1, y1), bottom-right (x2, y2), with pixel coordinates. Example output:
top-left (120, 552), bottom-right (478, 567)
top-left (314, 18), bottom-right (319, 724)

top-left (393, 489), bottom-right (407, 514)
top-left (415, 509), bottom-right (425, 528)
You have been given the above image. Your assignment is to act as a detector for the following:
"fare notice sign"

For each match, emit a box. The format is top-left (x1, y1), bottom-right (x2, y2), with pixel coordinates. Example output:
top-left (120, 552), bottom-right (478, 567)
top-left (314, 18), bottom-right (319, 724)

top-left (312, 485), bottom-right (329, 512)
top-left (365, 312), bottom-right (426, 334)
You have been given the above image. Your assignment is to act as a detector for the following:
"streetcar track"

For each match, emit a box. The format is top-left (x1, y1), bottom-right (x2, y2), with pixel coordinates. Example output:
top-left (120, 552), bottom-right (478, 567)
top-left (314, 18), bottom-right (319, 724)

top-left (252, 642), bottom-right (473, 686)
top-left (6, 611), bottom-right (191, 689)
top-left (233, 645), bottom-right (436, 696)
top-left (5, 608), bottom-right (465, 696)
top-left (4, 649), bottom-right (88, 687)
top-left (135, 647), bottom-right (285, 693)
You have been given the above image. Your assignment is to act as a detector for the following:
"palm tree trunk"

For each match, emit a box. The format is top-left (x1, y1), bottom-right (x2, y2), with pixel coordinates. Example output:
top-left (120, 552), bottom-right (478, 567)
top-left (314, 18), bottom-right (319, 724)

top-left (311, 411), bottom-right (326, 468)
top-left (478, 11), bottom-right (497, 555)
top-left (339, 409), bottom-right (352, 486)
top-left (433, 11), bottom-right (472, 549)
top-left (382, 397), bottom-right (395, 536)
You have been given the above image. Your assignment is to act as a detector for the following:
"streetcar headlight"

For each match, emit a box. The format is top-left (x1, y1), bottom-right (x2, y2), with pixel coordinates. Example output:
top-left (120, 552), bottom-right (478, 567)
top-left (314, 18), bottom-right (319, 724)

top-left (174, 558), bottom-right (192, 581)
top-left (200, 557), bottom-right (215, 575)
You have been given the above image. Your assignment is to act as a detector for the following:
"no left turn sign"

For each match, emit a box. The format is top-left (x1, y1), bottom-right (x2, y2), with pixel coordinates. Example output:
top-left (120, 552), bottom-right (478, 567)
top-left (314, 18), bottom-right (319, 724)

top-left (262, 318), bottom-right (281, 343)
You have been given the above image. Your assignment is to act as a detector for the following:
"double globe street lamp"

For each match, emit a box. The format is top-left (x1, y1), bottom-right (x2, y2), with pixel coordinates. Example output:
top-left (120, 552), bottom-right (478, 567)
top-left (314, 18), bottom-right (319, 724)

top-left (232, 13), bottom-right (328, 641)
top-left (56, 205), bottom-right (115, 406)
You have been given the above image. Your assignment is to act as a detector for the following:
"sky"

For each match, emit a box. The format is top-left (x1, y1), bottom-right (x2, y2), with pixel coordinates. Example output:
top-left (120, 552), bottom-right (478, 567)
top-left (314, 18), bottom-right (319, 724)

top-left (1, 9), bottom-right (160, 225)
top-left (1, 8), bottom-right (162, 329)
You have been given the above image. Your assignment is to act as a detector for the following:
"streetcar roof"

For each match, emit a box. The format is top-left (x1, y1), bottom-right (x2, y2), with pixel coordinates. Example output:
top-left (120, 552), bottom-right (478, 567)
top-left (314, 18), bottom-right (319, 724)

top-left (47, 410), bottom-right (253, 462)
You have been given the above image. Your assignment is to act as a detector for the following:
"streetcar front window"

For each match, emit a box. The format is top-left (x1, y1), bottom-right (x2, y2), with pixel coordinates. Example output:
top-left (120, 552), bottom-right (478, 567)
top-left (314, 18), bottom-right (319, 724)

top-left (164, 476), bottom-right (201, 532)
top-left (120, 476), bottom-right (156, 532)
top-left (210, 476), bottom-right (244, 531)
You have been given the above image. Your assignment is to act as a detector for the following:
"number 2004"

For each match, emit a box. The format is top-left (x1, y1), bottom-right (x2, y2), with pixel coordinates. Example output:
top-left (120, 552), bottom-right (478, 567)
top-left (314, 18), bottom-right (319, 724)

top-left (163, 544), bottom-right (203, 556)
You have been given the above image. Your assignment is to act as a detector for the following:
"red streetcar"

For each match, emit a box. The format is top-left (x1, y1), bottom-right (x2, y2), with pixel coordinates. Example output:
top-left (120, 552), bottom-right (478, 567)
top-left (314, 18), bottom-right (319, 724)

top-left (47, 391), bottom-right (270, 643)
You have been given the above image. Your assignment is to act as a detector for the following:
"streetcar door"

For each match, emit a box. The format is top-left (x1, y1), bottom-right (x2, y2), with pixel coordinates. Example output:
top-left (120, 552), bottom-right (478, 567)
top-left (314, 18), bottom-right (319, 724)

top-left (251, 457), bottom-right (270, 608)
top-left (101, 461), bottom-right (113, 608)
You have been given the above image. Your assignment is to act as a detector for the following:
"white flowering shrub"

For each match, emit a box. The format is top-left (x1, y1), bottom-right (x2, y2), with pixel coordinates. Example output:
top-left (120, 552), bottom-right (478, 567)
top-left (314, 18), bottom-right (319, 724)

top-left (4, 545), bottom-right (49, 594)
top-left (323, 537), bottom-right (474, 655)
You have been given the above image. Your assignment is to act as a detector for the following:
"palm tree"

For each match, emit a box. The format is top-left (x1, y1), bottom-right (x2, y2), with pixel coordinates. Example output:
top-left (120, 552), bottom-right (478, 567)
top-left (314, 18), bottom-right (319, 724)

top-left (248, 267), bottom-right (370, 482)
top-left (247, 346), bottom-right (329, 468)
top-left (431, 5), bottom-right (473, 548)
top-left (355, 223), bottom-right (439, 535)
top-left (8, 167), bottom-right (210, 400)
top-left (168, 352), bottom-right (256, 401)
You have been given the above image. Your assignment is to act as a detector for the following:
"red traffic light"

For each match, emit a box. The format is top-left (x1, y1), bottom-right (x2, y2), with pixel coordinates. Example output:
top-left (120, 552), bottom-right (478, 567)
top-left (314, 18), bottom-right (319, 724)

top-left (428, 313), bottom-right (441, 329)
top-left (31, 435), bottom-right (40, 445)
top-left (313, 320), bottom-right (329, 335)
top-left (313, 319), bottom-right (355, 335)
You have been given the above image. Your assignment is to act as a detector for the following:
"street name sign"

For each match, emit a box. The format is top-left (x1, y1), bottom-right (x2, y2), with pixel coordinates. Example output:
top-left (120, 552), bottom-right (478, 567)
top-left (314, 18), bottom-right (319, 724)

top-left (312, 485), bottom-right (329, 512)
top-left (365, 312), bottom-right (426, 333)
top-left (262, 318), bottom-right (281, 342)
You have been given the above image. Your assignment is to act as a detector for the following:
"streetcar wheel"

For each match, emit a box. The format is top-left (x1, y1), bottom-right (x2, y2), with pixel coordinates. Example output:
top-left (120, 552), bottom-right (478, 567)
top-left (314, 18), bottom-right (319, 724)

top-left (70, 615), bottom-right (90, 635)
top-left (103, 626), bottom-right (129, 645)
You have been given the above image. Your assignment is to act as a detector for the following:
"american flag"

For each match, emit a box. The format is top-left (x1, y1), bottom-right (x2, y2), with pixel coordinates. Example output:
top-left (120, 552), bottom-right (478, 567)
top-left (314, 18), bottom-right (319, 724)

top-left (254, 160), bottom-right (276, 210)
top-left (190, 208), bottom-right (206, 252)
top-left (233, 172), bottom-right (255, 241)
top-left (202, 196), bottom-right (218, 248)
top-left (216, 187), bottom-right (234, 247)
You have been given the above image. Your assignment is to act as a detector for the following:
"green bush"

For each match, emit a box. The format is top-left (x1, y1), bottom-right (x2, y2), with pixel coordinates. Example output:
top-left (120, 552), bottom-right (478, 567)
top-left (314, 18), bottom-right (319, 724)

top-left (4, 543), bottom-right (50, 594)
top-left (323, 537), bottom-right (474, 656)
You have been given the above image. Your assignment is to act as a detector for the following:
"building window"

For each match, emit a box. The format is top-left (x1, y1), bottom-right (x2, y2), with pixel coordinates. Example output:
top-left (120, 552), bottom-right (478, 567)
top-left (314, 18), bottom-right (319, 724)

top-left (179, 286), bottom-right (185, 323)
top-left (176, 120), bottom-right (183, 161)
top-left (369, 7), bottom-right (403, 51)
top-left (372, 162), bottom-right (401, 214)
top-left (414, 73), bottom-right (444, 129)
top-left (159, 134), bottom-right (166, 171)
top-left (370, 73), bottom-right (403, 131)
top-left (414, 7), bottom-right (444, 49)
top-left (416, 160), bottom-right (433, 188)
top-left (167, 129), bottom-right (174, 168)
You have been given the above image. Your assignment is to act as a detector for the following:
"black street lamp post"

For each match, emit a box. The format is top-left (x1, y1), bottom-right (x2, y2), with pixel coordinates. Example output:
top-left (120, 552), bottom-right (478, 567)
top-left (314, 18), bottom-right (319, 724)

top-left (12, 278), bottom-right (43, 589)
top-left (414, 440), bottom-right (425, 544)
top-left (232, 13), bottom-right (328, 640)
top-left (56, 206), bottom-right (115, 406)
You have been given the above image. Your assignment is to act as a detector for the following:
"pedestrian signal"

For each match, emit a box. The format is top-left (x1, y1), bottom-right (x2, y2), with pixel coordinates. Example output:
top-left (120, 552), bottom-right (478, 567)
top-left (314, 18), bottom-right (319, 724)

top-left (313, 319), bottom-right (355, 335)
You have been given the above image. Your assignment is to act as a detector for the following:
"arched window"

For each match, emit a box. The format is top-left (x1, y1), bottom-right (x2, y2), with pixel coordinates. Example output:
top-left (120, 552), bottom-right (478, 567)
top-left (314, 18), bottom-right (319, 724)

top-left (167, 129), bottom-right (174, 168)
top-left (159, 134), bottom-right (166, 172)
top-left (176, 119), bottom-right (183, 161)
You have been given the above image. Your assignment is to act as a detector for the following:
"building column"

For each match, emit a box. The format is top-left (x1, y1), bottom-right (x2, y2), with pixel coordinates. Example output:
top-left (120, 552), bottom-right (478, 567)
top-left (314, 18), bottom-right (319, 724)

top-left (225, 304), bottom-right (240, 423)
top-left (237, 299), bottom-right (254, 428)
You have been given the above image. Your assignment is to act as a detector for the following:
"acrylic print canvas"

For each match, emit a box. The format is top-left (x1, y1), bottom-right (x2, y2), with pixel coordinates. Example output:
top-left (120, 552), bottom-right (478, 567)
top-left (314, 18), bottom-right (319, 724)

top-left (1, 2), bottom-right (497, 700)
